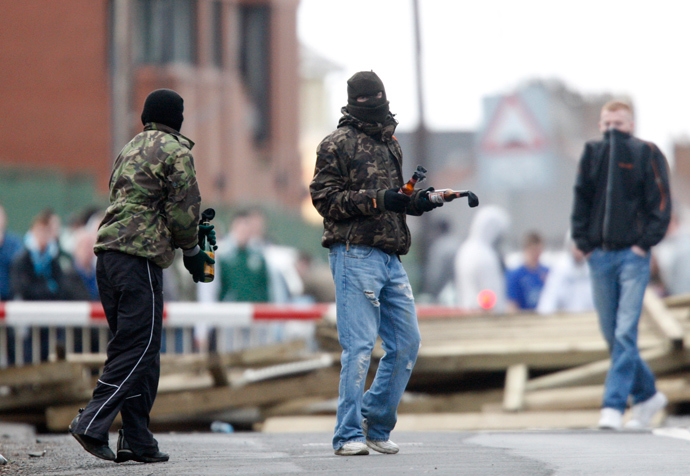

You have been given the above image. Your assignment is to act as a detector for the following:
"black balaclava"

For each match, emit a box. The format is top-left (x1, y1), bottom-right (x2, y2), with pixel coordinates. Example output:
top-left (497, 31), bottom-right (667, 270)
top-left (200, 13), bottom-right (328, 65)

top-left (345, 71), bottom-right (390, 124)
top-left (141, 89), bottom-right (184, 132)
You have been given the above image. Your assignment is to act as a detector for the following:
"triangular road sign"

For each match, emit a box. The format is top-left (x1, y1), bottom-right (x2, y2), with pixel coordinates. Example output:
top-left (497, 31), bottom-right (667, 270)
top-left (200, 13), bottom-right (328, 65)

top-left (479, 94), bottom-right (547, 153)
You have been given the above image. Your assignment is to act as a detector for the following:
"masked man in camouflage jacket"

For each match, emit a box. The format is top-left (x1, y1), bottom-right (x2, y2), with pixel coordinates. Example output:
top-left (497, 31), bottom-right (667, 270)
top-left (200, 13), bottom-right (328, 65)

top-left (310, 71), bottom-right (442, 456)
top-left (69, 89), bottom-right (215, 464)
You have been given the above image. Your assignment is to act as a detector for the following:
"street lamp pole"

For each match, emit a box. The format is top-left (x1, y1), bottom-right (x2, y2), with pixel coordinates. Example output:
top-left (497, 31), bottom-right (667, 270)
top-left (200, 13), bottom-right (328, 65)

top-left (412, 0), bottom-right (431, 291)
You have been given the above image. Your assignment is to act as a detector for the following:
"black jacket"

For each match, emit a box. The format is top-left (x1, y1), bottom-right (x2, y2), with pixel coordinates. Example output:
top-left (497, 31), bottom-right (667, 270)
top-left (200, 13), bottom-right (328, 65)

top-left (571, 129), bottom-right (671, 254)
top-left (10, 248), bottom-right (90, 301)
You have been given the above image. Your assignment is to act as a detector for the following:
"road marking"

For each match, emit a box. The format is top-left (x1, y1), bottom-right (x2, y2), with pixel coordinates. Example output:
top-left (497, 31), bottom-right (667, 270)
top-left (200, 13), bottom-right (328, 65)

top-left (303, 442), bottom-right (425, 447)
top-left (653, 428), bottom-right (690, 441)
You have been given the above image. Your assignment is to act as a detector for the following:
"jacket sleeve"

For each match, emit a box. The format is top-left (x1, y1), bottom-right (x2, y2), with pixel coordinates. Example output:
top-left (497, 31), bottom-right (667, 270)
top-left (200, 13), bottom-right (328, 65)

top-left (310, 137), bottom-right (379, 221)
top-left (638, 143), bottom-right (672, 250)
top-left (571, 144), bottom-right (595, 254)
top-left (164, 148), bottom-right (201, 250)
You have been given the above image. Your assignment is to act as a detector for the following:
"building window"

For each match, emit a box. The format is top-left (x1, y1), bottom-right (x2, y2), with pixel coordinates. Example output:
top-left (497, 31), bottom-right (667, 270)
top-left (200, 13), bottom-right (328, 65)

top-left (239, 5), bottom-right (271, 144)
top-left (135, 0), bottom-right (197, 65)
top-left (210, 1), bottom-right (223, 68)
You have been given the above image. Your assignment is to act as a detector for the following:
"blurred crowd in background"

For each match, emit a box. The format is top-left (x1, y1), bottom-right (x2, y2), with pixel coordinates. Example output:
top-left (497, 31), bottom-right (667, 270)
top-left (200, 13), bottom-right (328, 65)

top-left (2, 201), bottom-right (690, 317)
top-left (0, 203), bottom-right (335, 307)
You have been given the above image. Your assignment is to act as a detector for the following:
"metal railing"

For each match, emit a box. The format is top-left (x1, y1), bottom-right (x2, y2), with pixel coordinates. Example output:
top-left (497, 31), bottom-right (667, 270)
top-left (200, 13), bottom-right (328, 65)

top-left (0, 302), bottom-right (333, 367)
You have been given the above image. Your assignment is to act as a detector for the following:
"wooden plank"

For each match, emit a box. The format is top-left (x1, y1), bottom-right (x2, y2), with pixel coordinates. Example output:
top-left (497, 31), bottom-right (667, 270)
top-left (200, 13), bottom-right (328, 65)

top-left (643, 288), bottom-right (685, 349)
top-left (46, 367), bottom-right (341, 431)
top-left (523, 377), bottom-right (690, 412)
top-left (664, 293), bottom-right (690, 308)
top-left (63, 340), bottom-right (309, 374)
top-left (524, 346), bottom-right (688, 391)
top-left (412, 350), bottom-right (611, 372)
top-left (261, 397), bottom-right (332, 417)
top-left (157, 373), bottom-right (214, 393)
top-left (503, 364), bottom-right (528, 412)
top-left (0, 361), bottom-right (86, 387)
top-left (231, 354), bottom-right (334, 387)
top-left (220, 340), bottom-right (308, 367)
top-left (208, 352), bottom-right (230, 387)
top-left (398, 390), bottom-right (503, 414)
top-left (0, 381), bottom-right (92, 411)
top-left (261, 410), bottom-right (604, 432)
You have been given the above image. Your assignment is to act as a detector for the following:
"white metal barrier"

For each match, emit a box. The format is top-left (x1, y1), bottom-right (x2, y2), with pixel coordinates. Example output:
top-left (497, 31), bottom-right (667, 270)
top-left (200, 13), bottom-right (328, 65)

top-left (0, 302), bottom-right (336, 367)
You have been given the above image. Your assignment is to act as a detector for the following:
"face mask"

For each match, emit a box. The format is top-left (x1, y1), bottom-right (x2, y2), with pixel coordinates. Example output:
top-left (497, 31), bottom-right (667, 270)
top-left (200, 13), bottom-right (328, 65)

top-left (345, 71), bottom-right (390, 124)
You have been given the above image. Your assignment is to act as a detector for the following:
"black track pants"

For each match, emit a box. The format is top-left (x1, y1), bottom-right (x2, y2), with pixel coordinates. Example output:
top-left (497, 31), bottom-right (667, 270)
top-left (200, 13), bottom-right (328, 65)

top-left (71, 251), bottom-right (163, 453)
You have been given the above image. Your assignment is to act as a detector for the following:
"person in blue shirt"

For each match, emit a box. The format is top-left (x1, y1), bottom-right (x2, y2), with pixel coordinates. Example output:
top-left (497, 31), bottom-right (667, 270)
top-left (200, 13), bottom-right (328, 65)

top-left (0, 204), bottom-right (22, 301)
top-left (506, 231), bottom-right (548, 311)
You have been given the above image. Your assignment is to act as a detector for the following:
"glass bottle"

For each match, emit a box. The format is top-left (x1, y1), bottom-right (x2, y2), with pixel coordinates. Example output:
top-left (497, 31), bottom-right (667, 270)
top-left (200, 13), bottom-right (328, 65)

top-left (200, 208), bottom-right (215, 283)
top-left (428, 189), bottom-right (479, 207)
top-left (399, 165), bottom-right (427, 196)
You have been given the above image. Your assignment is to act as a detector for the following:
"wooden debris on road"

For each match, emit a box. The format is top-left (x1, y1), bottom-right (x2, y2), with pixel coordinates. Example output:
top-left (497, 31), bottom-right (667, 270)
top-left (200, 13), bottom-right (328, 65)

top-left (4, 287), bottom-right (690, 432)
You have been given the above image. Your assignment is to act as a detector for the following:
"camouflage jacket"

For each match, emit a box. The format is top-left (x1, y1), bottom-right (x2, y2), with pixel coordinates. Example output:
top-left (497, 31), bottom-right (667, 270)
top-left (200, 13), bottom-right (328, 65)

top-left (310, 110), bottom-right (427, 255)
top-left (94, 123), bottom-right (201, 268)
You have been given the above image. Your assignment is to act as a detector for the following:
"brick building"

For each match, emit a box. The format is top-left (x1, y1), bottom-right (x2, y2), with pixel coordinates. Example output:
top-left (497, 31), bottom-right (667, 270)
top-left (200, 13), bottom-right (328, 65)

top-left (0, 0), bottom-right (303, 230)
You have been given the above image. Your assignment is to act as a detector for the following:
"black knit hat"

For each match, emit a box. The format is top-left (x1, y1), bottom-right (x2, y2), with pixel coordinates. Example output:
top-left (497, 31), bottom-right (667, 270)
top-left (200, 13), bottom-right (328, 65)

top-left (141, 89), bottom-right (184, 132)
top-left (345, 71), bottom-right (390, 124)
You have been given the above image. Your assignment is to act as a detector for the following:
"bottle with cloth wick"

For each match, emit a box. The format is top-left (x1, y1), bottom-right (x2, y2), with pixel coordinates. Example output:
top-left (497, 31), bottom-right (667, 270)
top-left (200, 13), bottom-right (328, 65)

top-left (399, 165), bottom-right (427, 196)
top-left (200, 208), bottom-right (216, 283)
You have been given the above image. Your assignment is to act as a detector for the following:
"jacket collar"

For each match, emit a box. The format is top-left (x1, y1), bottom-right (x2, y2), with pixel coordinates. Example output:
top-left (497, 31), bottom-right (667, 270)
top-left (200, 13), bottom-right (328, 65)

top-left (144, 122), bottom-right (195, 149)
top-left (603, 128), bottom-right (632, 141)
top-left (337, 107), bottom-right (398, 142)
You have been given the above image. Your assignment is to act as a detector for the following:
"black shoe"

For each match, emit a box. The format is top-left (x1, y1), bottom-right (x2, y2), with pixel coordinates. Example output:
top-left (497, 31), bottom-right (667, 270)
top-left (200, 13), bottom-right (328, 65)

top-left (115, 429), bottom-right (169, 464)
top-left (69, 409), bottom-right (116, 461)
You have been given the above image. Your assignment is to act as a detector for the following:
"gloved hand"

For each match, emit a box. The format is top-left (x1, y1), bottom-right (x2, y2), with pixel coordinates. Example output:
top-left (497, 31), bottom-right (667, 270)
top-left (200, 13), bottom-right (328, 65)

top-left (383, 189), bottom-right (411, 213)
top-left (413, 187), bottom-right (443, 212)
top-left (183, 249), bottom-right (215, 283)
top-left (199, 224), bottom-right (218, 251)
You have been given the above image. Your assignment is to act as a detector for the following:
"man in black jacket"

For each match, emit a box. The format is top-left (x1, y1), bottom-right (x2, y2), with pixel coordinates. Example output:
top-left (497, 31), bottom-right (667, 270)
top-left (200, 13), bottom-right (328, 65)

top-left (571, 100), bottom-right (671, 430)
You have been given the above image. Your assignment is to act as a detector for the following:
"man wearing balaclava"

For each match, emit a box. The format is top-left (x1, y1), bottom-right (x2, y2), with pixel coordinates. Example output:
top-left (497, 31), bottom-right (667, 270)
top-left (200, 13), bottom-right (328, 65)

top-left (310, 71), bottom-right (442, 456)
top-left (69, 89), bottom-right (216, 464)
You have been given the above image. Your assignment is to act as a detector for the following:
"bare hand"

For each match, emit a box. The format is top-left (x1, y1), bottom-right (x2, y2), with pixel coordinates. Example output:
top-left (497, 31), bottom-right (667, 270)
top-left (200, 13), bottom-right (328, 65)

top-left (631, 245), bottom-right (647, 257)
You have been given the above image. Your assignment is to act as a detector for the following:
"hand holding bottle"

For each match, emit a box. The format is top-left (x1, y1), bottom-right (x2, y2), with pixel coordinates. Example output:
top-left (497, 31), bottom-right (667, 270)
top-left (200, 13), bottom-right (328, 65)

top-left (383, 189), bottom-right (411, 212)
top-left (199, 208), bottom-right (216, 282)
top-left (414, 187), bottom-right (443, 212)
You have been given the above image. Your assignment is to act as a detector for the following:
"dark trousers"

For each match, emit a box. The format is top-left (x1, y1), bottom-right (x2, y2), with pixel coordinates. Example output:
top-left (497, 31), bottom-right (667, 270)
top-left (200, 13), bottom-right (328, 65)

top-left (70, 251), bottom-right (163, 453)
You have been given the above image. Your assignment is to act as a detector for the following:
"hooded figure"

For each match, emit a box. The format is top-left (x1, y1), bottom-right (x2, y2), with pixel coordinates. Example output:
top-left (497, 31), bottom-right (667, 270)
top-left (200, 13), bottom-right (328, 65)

top-left (454, 205), bottom-right (510, 312)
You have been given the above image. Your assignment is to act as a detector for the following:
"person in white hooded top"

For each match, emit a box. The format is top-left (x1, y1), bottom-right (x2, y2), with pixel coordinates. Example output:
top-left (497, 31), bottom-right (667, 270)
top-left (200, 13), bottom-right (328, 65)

top-left (537, 231), bottom-right (594, 315)
top-left (454, 205), bottom-right (510, 313)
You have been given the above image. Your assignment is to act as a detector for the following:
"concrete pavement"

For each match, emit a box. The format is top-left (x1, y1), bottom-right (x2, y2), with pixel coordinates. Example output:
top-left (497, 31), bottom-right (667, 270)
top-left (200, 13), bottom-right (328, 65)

top-left (2, 426), bottom-right (690, 475)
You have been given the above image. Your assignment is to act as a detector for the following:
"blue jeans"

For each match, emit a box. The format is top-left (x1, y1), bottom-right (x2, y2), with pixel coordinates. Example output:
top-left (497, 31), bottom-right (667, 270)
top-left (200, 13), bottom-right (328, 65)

top-left (329, 243), bottom-right (421, 450)
top-left (588, 248), bottom-right (657, 412)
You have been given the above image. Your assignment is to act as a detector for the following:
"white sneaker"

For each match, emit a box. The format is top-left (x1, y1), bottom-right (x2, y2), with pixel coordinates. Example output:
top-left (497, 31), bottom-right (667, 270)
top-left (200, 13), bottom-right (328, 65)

top-left (334, 441), bottom-right (369, 456)
top-left (362, 419), bottom-right (399, 454)
top-left (598, 407), bottom-right (623, 430)
top-left (625, 392), bottom-right (668, 429)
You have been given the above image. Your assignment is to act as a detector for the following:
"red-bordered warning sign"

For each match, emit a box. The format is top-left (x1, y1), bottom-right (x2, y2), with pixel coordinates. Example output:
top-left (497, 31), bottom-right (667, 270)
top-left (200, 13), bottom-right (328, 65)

top-left (479, 94), bottom-right (547, 154)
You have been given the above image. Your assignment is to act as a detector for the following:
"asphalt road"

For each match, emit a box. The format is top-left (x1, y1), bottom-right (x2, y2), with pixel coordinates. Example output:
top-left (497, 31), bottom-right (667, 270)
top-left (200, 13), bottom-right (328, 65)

top-left (3, 426), bottom-right (690, 475)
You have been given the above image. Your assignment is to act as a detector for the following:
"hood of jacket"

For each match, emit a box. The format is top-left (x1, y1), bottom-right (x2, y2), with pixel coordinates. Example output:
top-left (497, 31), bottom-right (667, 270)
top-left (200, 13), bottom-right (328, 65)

top-left (467, 205), bottom-right (510, 246)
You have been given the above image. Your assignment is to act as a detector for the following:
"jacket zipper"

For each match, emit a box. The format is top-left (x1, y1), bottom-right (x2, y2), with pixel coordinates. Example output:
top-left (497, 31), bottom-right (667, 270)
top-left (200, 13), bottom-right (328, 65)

top-left (602, 129), bottom-right (616, 244)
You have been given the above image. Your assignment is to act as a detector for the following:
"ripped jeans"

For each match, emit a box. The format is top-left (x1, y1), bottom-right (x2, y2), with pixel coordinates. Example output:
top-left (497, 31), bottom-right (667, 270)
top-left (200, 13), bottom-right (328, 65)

top-left (329, 243), bottom-right (421, 450)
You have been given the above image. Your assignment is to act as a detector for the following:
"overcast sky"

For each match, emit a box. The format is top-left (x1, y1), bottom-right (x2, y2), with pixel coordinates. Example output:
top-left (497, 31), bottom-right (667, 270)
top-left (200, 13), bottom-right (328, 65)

top-left (297, 0), bottom-right (690, 158)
